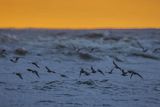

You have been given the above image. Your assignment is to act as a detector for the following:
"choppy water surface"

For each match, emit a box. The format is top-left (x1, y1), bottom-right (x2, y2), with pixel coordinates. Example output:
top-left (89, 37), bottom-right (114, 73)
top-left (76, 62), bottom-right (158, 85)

top-left (0, 29), bottom-right (160, 107)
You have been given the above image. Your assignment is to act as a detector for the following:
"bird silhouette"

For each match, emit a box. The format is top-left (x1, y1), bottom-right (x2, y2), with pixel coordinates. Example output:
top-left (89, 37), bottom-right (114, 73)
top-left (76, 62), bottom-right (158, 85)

top-left (13, 72), bottom-right (23, 80)
top-left (27, 69), bottom-right (40, 78)
top-left (113, 60), bottom-right (122, 71)
top-left (97, 69), bottom-right (105, 76)
top-left (127, 70), bottom-right (143, 79)
top-left (91, 66), bottom-right (96, 73)
top-left (10, 57), bottom-right (20, 63)
top-left (45, 66), bottom-right (56, 73)
top-left (31, 62), bottom-right (40, 68)
top-left (79, 68), bottom-right (90, 77)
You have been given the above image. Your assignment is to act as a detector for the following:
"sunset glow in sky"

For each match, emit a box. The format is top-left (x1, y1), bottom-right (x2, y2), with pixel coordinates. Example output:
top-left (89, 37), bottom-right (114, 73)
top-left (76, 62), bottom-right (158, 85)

top-left (0, 0), bottom-right (160, 28)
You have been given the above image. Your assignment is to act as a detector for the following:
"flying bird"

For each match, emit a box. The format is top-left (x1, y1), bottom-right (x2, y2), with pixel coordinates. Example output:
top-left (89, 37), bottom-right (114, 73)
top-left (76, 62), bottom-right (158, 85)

top-left (45, 66), bottom-right (56, 73)
top-left (79, 68), bottom-right (90, 77)
top-left (31, 62), bottom-right (40, 68)
top-left (113, 60), bottom-right (122, 71)
top-left (13, 72), bottom-right (23, 80)
top-left (97, 69), bottom-right (105, 76)
top-left (127, 70), bottom-right (143, 79)
top-left (10, 57), bottom-right (20, 63)
top-left (27, 69), bottom-right (40, 78)
top-left (91, 66), bottom-right (96, 73)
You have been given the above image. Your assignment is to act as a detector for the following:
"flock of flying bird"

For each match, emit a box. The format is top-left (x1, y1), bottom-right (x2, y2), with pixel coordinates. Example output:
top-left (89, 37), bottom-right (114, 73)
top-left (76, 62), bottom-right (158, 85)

top-left (79, 60), bottom-right (143, 79)
top-left (9, 56), bottom-right (68, 80)
top-left (1, 47), bottom-right (144, 80)
top-left (9, 55), bottom-right (143, 80)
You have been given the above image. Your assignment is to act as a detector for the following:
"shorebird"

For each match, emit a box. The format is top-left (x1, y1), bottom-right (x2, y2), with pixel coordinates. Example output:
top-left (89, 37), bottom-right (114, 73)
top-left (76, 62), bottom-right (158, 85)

top-left (27, 69), bottom-right (40, 78)
top-left (97, 69), bottom-right (105, 76)
top-left (91, 66), bottom-right (96, 73)
top-left (79, 68), bottom-right (90, 77)
top-left (10, 57), bottom-right (20, 63)
top-left (113, 60), bottom-right (122, 71)
top-left (127, 70), bottom-right (143, 79)
top-left (45, 66), bottom-right (56, 73)
top-left (31, 62), bottom-right (40, 68)
top-left (13, 72), bottom-right (23, 80)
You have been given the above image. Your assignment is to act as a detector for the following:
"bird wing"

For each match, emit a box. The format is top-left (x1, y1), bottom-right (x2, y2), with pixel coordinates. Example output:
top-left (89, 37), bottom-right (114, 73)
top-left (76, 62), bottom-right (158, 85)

top-left (113, 61), bottom-right (118, 68)
top-left (10, 59), bottom-right (16, 63)
top-left (60, 74), bottom-right (68, 78)
top-left (32, 63), bottom-right (40, 68)
top-left (45, 67), bottom-right (55, 73)
top-left (130, 73), bottom-right (134, 79)
top-left (27, 69), bottom-right (32, 71)
top-left (35, 71), bottom-right (40, 78)
top-left (15, 57), bottom-right (19, 62)
top-left (98, 70), bottom-right (105, 76)
top-left (16, 74), bottom-right (23, 80)
top-left (51, 71), bottom-right (56, 73)
top-left (10, 59), bottom-right (13, 62)
top-left (135, 73), bottom-right (143, 79)
top-left (109, 67), bottom-right (114, 73)
top-left (113, 61), bottom-right (121, 70)
top-left (91, 66), bottom-right (93, 70)
top-left (45, 66), bottom-right (49, 71)
top-left (35, 64), bottom-right (40, 68)
top-left (19, 75), bottom-right (23, 79)
top-left (79, 71), bottom-right (82, 77)
top-left (91, 67), bottom-right (96, 73)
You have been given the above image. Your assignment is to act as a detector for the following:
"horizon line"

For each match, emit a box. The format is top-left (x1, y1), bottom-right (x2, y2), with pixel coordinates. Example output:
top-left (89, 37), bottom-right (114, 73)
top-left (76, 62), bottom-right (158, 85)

top-left (0, 27), bottom-right (160, 30)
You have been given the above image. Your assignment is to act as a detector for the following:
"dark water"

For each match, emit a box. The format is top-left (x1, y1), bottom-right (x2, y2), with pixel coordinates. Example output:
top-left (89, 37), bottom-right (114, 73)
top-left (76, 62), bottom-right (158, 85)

top-left (0, 29), bottom-right (160, 107)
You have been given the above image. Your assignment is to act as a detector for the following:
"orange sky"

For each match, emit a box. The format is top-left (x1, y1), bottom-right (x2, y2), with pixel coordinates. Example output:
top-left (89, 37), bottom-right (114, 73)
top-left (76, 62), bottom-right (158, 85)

top-left (0, 0), bottom-right (160, 28)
